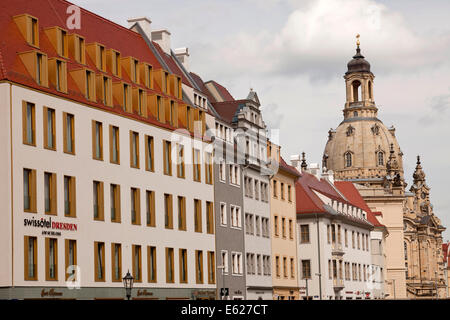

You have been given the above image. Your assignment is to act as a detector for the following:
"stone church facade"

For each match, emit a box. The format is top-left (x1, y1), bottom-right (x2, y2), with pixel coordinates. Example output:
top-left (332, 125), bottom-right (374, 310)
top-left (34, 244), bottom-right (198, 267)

top-left (322, 39), bottom-right (446, 299)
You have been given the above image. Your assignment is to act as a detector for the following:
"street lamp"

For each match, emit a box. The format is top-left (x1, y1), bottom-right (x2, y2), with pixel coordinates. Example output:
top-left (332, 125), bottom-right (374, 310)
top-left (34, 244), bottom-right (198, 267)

top-left (123, 270), bottom-right (134, 300)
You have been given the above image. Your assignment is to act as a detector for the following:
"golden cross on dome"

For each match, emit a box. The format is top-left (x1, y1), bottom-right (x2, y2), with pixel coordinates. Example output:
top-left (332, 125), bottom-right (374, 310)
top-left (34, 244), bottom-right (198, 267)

top-left (356, 34), bottom-right (360, 47)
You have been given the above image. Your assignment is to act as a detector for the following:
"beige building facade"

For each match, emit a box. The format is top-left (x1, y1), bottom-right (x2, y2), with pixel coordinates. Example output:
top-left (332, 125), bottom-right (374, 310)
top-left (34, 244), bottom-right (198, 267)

top-left (268, 142), bottom-right (300, 300)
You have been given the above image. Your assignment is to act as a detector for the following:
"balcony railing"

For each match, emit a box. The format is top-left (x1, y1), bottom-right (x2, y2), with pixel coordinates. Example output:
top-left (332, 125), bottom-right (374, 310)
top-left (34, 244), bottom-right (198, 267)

top-left (332, 243), bottom-right (345, 255)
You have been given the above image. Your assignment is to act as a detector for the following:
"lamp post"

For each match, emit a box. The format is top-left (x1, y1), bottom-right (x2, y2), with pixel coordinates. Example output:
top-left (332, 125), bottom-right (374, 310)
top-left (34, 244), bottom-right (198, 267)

top-left (123, 270), bottom-right (134, 300)
top-left (305, 278), bottom-right (309, 300)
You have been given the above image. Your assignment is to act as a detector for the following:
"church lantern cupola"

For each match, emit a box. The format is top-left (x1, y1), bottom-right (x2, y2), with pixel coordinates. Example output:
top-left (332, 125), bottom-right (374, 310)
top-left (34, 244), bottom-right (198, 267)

top-left (343, 35), bottom-right (377, 120)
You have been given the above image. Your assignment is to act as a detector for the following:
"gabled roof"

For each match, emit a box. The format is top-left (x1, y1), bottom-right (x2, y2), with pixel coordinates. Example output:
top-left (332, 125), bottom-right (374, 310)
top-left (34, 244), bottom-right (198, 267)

top-left (189, 72), bottom-right (216, 101)
top-left (205, 80), bottom-right (235, 102)
top-left (296, 172), bottom-right (375, 229)
top-left (211, 100), bottom-right (242, 124)
top-left (152, 41), bottom-right (192, 87)
top-left (335, 181), bottom-right (384, 227)
top-left (279, 156), bottom-right (301, 178)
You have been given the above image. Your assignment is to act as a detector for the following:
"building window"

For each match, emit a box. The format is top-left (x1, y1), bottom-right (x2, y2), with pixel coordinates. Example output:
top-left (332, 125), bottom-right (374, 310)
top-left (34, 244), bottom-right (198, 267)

top-left (231, 205), bottom-right (241, 228)
top-left (166, 248), bottom-right (174, 283)
top-left (352, 231), bottom-right (355, 249)
top-left (290, 258), bottom-right (295, 279)
top-left (43, 107), bottom-right (56, 150)
top-left (301, 260), bottom-right (311, 279)
top-left (110, 126), bottom-right (120, 164)
top-left (281, 217), bottom-right (286, 238)
top-left (288, 219), bottom-right (293, 240)
top-left (300, 224), bottom-right (310, 243)
top-left (163, 140), bottom-right (172, 176)
top-left (221, 251), bottom-right (229, 274)
top-left (131, 188), bottom-right (141, 225)
top-left (132, 245), bottom-right (142, 282)
top-left (378, 152), bottom-right (384, 166)
top-left (276, 256), bottom-right (280, 278)
top-left (65, 239), bottom-right (77, 281)
top-left (24, 236), bottom-right (38, 281)
top-left (130, 131), bottom-right (140, 169)
top-left (148, 246), bottom-right (157, 283)
top-left (110, 184), bottom-right (121, 223)
top-left (220, 203), bottom-right (227, 226)
top-left (288, 185), bottom-right (292, 202)
top-left (111, 243), bottom-right (122, 282)
top-left (93, 181), bottom-right (104, 221)
top-left (94, 242), bottom-right (105, 282)
top-left (123, 83), bottom-right (131, 112)
top-left (23, 168), bottom-right (37, 213)
top-left (172, 196), bottom-right (185, 231)
top-left (193, 149), bottom-right (201, 182)
top-left (208, 251), bottom-right (215, 284)
top-left (179, 248), bottom-right (188, 283)
top-left (44, 172), bottom-right (57, 215)
top-left (64, 176), bottom-right (76, 217)
top-left (22, 101), bottom-right (36, 146)
top-left (44, 238), bottom-right (57, 281)
top-left (205, 152), bottom-right (213, 184)
top-left (273, 180), bottom-right (277, 198)
top-left (101, 76), bottom-right (112, 106)
top-left (85, 70), bottom-right (95, 101)
top-left (164, 194), bottom-right (173, 229)
top-left (345, 229), bottom-right (348, 247)
top-left (176, 144), bottom-right (185, 178)
top-left (194, 199), bottom-right (202, 233)
top-left (274, 215), bottom-right (279, 237)
top-left (219, 160), bottom-right (225, 182)
top-left (280, 183), bottom-right (285, 200)
top-left (196, 250), bottom-right (204, 284)
top-left (63, 113), bottom-right (75, 154)
top-left (345, 152), bottom-right (352, 167)
top-left (206, 201), bottom-right (214, 235)
top-left (92, 121), bottom-right (103, 161)
top-left (146, 190), bottom-right (155, 227)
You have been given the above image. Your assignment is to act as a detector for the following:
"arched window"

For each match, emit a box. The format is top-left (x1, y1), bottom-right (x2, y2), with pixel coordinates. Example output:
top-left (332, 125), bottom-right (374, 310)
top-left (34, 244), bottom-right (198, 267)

top-left (352, 80), bottom-right (361, 102)
top-left (345, 152), bottom-right (352, 167)
top-left (378, 152), bottom-right (384, 166)
top-left (368, 81), bottom-right (373, 99)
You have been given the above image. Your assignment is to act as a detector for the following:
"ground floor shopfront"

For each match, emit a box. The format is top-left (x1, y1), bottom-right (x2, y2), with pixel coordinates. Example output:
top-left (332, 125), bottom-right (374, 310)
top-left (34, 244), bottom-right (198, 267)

top-left (273, 287), bottom-right (299, 300)
top-left (0, 287), bottom-right (216, 300)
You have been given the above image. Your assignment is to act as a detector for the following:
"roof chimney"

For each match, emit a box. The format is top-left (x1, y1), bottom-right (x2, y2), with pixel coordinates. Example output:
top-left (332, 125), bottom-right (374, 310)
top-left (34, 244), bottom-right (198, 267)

top-left (309, 163), bottom-right (321, 179)
top-left (290, 154), bottom-right (301, 172)
top-left (174, 47), bottom-right (190, 71)
top-left (151, 29), bottom-right (171, 55)
top-left (127, 17), bottom-right (152, 39)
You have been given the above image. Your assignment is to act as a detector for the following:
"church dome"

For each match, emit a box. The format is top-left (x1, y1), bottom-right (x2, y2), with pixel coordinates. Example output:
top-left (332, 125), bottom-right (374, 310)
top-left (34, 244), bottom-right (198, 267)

top-left (346, 47), bottom-right (371, 74)
top-left (323, 118), bottom-right (404, 182)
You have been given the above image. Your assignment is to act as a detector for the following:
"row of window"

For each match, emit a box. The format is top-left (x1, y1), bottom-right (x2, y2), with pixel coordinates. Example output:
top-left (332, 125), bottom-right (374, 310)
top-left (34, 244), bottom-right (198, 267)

top-left (219, 203), bottom-right (242, 229)
top-left (219, 162), bottom-right (241, 187)
top-left (344, 151), bottom-right (385, 168)
top-left (274, 255), bottom-right (295, 280)
top-left (244, 213), bottom-right (270, 238)
top-left (273, 216), bottom-right (294, 240)
top-left (272, 180), bottom-right (293, 202)
top-left (247, 253), bottom-right (272, 277)
top-left (24, 168), bottom-right (214, 233)
top-left (23, 102), bottom-right (213, 183)
top-left (328, 259), bottom-right (375, 283)
top-left (24, 236), bottom-right (215, 284)
top-left (326, 225), bottom-right (370, 251)
top-left (220, 251), bottom-right (244, 276)
top-left (244, 176), bottom-right (269, 202)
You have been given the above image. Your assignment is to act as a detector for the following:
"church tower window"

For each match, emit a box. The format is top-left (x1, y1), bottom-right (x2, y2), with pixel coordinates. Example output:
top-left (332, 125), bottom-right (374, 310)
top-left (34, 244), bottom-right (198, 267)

top-left (345, 152), bottom-right (352, 167)
top-left (377, 152), bottom-right (384, 166)
top-left (368, 81), bottom-right (373, 99)
top-left (352, 80), bottom-right (361, 102)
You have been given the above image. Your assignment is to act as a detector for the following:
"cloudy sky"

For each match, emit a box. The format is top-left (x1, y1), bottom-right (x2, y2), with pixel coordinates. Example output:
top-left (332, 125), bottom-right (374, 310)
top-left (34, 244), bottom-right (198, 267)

top-left (72, 0), bottom-right (450, 240)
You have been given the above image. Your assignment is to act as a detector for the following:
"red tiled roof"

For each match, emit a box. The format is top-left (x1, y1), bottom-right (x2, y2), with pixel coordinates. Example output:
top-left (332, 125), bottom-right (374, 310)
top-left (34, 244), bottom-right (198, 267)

top-left (152, 41), bottom-right (192, 87)
top-left (335, 181), bottom-right (384, 227)
top-left (212, 100), bottom-right (241, 124)
top-left (295, 179), bottom-right (326, 214)
top-left (0, 0), bottom-right (211, 140)
top-left (279, 156), bottom-right (301, 178)
top-left (190, 72), bottom-right (217, 103)
top-left (206, 80), bottom-right (235, 102)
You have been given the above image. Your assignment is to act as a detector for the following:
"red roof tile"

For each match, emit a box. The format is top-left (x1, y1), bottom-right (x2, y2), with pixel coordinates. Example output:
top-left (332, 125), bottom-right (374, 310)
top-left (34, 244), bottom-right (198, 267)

top-left (190, 72), bottom-right (217, 103)
top-left (279, 156), bottom-right (301, 178)
top-left (335, 181), bottom-right (384, 227)
top-left (152, 41), bottom-right (192, 87)
top-left (212, 100), bottom-right (242, 124)
top-left (0, 0), bottom-right (212, 140)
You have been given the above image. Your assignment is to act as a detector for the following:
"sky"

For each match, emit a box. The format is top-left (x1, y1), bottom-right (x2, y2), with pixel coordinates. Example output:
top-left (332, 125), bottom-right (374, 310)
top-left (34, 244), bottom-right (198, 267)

top-left (71, 0), bottom-right (450, 241)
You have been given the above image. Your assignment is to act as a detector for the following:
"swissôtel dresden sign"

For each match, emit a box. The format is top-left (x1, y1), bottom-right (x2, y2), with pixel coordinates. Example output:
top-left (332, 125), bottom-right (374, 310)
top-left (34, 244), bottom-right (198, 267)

top-left (24, 216), bottom-right (77, 236)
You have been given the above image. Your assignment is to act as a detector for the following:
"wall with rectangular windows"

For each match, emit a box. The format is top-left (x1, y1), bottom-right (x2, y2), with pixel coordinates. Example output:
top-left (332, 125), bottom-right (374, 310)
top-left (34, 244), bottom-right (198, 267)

top-left (9, 84), bottom-right (215, 292)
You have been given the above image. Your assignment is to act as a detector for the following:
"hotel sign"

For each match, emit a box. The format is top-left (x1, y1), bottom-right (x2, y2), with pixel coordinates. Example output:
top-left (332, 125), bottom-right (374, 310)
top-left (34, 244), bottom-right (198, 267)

top-left (24, 217), bottom-right (78, 236)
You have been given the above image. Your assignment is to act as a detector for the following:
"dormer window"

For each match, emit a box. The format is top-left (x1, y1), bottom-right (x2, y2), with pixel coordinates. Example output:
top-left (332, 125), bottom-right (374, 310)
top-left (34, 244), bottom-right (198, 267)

top-left (48, 58), bottom-right (67, 93)
top-left (68, 34), bottom-right (85, 64)
top-left (85, 70), bottom-right (95, 101)
top-left (60, 30), bottom-right (67, 57)
top-left (98, 75), bottom-right (112, 106)
top-left (140, 63), bottom-right (153, 89)
top-left (14, 14), bottom-right (39, 48)
top-left (36, 53), bottom-right (44, 85)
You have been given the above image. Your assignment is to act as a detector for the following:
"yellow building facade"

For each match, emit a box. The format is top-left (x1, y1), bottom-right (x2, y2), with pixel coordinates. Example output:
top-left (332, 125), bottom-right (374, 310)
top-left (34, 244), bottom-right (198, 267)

top-left (268, 142), bottom-right (300, 300)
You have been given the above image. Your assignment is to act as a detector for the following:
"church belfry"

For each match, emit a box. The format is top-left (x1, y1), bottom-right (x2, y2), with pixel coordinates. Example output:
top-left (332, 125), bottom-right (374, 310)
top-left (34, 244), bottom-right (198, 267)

top-left (343, 35), bottom-right (377, 120)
